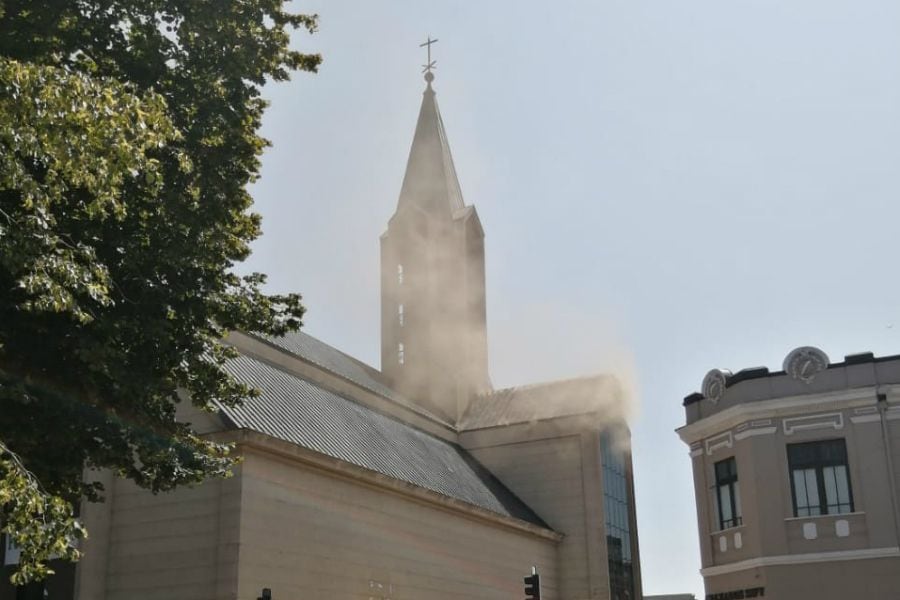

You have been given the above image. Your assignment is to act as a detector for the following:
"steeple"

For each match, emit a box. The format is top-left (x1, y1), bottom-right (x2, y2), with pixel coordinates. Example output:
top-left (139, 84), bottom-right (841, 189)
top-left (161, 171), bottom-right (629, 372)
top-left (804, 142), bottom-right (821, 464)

top-left (396, 71), bottom-right (465, 218)
top-left (380, 51), bottom-right (490, 423)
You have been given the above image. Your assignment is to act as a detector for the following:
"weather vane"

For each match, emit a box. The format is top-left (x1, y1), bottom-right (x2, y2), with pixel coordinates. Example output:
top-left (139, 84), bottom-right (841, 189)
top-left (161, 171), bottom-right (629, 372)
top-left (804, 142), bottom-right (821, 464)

top-left (420, 36), bottom-right (438, 79)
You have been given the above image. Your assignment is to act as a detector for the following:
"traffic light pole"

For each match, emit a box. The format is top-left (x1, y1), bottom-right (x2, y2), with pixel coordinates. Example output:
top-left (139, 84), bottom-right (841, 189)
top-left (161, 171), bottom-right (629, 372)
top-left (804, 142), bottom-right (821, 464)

top-left (524, 566), bottom-right (541, 600)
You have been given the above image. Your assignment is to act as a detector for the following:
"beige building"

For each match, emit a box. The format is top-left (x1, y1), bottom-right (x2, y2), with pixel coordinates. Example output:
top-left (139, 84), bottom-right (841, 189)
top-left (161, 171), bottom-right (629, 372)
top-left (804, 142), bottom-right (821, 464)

top-left (2, 69), bottom-right (641, 600)
top-left (678, 346), bottom-right (900, 599)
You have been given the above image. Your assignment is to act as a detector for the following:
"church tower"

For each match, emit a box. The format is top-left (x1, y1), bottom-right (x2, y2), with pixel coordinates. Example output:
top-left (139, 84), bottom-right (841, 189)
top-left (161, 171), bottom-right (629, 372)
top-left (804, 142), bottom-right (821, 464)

top-left (380, 64), bottom-right (490, 423)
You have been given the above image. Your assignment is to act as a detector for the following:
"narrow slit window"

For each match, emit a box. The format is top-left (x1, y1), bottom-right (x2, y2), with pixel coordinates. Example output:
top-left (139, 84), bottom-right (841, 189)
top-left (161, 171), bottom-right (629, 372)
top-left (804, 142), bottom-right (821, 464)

top-left (397, 264), bottom-right (404, 285)
top-left (398, 304), bottom-right (404, 326)
top-left (398, 343), bottom-right (405, 365)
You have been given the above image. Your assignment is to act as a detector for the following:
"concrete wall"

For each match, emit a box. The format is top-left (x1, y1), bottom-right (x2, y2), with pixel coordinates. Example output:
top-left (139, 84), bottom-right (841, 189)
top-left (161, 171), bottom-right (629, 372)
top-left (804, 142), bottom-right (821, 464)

top-left (380, 205), bottom-right (489, 423)
top-left (71, 435), bottom-right (561, 600)
top-left (764, 557), bottom-right (900, 598)
top-left (235, 446), bottom-right (558, 600)
top-left (74, 469), bottom-right (115, 600)
top-left (89, 470), bottom-right (242, 600)
top-left (461, 419), bottom-right (623, 600)
top-left (468, 435), bottom-right (590, 598)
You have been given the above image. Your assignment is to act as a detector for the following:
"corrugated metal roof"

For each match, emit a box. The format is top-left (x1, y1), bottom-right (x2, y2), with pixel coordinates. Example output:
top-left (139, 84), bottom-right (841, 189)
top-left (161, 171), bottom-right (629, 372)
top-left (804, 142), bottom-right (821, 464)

top-left (220, 354), bottom-right (546, 527)
top-left (461, 375), bottom-right (620, 430)
top-left (254, 331), bottom-right (401, 402)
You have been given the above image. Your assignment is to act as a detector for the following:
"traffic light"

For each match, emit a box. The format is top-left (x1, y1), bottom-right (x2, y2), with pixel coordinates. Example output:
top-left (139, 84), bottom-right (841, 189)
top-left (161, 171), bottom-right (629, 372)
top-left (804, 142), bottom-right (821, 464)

top-left (524, 571), bottom-right (541, 600)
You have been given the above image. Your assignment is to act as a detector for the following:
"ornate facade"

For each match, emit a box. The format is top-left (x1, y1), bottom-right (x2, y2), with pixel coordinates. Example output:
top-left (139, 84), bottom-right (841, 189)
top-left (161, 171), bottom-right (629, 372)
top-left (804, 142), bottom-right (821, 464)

top-left (680, 347), bottom-right (900, 599)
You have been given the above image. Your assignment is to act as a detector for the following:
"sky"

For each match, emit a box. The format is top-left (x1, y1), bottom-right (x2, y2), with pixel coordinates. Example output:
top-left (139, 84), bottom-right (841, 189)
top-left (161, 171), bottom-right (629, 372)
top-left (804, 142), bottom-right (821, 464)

top-left (242, 1), bottom-right (900, 596)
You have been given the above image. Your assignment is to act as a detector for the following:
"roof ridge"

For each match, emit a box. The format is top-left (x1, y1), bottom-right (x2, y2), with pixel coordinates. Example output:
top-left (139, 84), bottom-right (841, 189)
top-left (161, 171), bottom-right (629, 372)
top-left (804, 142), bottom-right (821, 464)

top-left (483, 372), bottom-right (614, 397)
top-left (285, 329), bottom-right (382, 375)
top-left (245, 330), bottom-right (450, 425)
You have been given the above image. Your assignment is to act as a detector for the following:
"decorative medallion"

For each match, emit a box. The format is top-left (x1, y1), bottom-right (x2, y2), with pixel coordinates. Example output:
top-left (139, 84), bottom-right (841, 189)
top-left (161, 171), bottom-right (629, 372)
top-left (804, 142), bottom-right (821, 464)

top-left (783, 346), bottom-right (829, 383)
top-left (702, 369), bottom-right (730, 404)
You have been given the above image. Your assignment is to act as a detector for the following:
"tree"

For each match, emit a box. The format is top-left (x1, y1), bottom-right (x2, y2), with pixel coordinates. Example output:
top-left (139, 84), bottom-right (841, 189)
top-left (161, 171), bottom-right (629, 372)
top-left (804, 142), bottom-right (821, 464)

top-left (0, 0), bottom-right (320, 583)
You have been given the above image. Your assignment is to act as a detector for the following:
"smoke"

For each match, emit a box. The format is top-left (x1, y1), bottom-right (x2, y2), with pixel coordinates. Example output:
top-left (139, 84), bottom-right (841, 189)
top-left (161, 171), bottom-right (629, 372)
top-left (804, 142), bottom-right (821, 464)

top-left (247, 65), bottom-right (639, 431)
top-left (488, 300), bottom-right (640, 426)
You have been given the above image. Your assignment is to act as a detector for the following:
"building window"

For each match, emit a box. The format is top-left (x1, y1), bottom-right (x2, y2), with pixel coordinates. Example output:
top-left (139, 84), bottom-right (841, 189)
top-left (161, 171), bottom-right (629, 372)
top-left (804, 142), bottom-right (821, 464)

top-left (715, 457), bottom-right (742, 530)
top-left (788, 439), bottom-right (854, 517)
top-left (398, 342), bottom-right (405, 365)
top-left (397, 264), bottom-right (404, 285)
top-left (398, 303), bottom-right (404, 326)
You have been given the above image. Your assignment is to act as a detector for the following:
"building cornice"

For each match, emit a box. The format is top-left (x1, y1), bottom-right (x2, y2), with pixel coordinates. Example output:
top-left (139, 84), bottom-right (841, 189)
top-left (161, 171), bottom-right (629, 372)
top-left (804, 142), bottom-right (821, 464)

top-left (677, 385), bottom-right (900, 445)
top-left (209, 429), bottom-right (564, 543)
top-left (700, 546), bottom-right (900, 578)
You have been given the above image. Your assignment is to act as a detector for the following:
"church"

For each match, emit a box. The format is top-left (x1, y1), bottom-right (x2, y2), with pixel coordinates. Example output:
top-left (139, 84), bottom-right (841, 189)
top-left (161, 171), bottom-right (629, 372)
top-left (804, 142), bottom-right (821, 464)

top-left (2, 64), bottom-right (642, 600)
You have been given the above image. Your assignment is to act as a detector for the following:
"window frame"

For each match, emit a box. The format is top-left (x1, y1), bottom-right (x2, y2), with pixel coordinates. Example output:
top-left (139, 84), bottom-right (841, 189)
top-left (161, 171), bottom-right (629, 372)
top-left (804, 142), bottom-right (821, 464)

top-left (787, 438), bottom-right (854, 517)
top-left (714, 456), bottom-right (742, 531)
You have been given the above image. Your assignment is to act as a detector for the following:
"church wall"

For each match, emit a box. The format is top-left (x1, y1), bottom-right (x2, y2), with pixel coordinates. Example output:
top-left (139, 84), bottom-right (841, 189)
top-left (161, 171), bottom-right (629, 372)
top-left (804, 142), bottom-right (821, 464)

top-left (234, 446), bottom-right (558, 600)
top-left (74, 469), bottom-right (115, 599)
top-left (464, 434), bottom-right (598, 599)
top-left (458, 209), bottom-right (490, 400)
top-left (91, 468), bottom-right (242, 600)
top-left (380, 209), bottom-right (489, 422)
top-left (380, 214), bottom-right (455, 420)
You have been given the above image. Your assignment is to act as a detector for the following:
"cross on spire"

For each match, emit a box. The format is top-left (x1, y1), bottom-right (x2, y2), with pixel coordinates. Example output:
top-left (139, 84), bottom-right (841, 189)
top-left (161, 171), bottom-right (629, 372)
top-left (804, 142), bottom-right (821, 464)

top-left (420, 36), bottom-right (438, 79)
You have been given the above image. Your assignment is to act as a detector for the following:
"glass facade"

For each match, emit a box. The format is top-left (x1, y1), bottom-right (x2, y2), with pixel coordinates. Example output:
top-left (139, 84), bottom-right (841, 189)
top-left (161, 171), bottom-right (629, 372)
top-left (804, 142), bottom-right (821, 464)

top-left (601, 431), bottom-right (636, 600)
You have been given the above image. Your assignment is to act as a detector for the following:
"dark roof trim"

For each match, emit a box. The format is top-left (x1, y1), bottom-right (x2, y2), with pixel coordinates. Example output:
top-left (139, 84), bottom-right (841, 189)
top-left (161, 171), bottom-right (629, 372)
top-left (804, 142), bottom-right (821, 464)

top-left (844, 352), bottom-right (876, 365)
top-left (727, 367), bottom-right (770, 386)
top-left (683, 392), bottom-right (704, 406)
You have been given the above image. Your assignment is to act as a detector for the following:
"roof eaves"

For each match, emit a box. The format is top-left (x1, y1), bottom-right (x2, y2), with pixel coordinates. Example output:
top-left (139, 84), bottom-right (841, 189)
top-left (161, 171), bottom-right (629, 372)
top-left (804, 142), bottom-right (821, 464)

top-left (209, 427), bottom-right (560, 540)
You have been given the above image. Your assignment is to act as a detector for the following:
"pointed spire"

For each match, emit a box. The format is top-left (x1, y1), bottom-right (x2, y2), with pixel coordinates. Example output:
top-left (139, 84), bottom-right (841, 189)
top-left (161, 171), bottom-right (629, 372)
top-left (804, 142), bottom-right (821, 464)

top-left (396, 70), bottom-right (465, 218)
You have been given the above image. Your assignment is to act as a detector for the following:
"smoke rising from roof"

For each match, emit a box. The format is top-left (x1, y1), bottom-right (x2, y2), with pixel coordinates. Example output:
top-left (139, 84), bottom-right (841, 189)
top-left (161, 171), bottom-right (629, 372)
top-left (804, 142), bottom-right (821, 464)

top-left (487, 300), bottom-right (639, 427)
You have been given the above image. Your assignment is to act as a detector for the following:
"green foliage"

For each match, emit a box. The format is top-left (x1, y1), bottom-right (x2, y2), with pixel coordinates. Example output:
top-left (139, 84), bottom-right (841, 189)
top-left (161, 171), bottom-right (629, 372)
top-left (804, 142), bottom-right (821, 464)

top-left (0, 57), bottom-right (181, 322)
top-left (0, 0), bottom-right (320, 582)
top-left (0, 441), bottom-right (82, 585)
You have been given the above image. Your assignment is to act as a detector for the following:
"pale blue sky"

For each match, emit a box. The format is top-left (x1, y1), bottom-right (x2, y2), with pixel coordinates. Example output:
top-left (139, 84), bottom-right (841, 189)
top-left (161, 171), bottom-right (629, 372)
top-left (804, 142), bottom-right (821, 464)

top-left (243, 1), bottom-right (900, 595)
